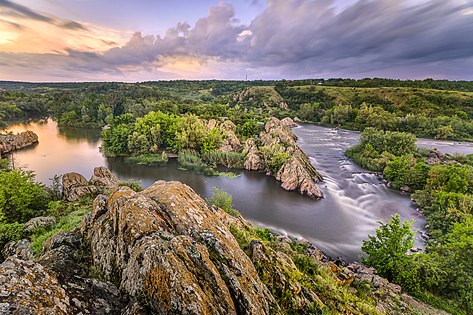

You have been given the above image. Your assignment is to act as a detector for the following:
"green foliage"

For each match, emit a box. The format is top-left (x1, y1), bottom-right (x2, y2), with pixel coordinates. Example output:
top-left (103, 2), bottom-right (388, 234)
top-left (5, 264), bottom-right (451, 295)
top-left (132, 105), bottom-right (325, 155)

top-left (426, 164), bottom-right (473, 194)
top-left (30, 198), bottom-right (92, 256)
top-left (0, 222), bottom-right (25, 259)
top-left (118, 180), bottom-right (144, 192)
top-left (177, 149), bottom-right (216, 176)
top-left (175, 113), bottom-right (208, 151)
top-left (206, 187), bottom-right (239, 217)
top-left (201, 151), bottom-right (245, 169)
top-left (0, 170), bottom-right (49, 223)
top-left (201, 127), bottom-right (223, 153)
top-left (362, 214), bottom-right (415, 281)
top-left (125, 152), bottom-right (168, 166)
top-left (383, 155), bottom-right (430, 190)
top-left (260, 145), bottom-right (292, 174)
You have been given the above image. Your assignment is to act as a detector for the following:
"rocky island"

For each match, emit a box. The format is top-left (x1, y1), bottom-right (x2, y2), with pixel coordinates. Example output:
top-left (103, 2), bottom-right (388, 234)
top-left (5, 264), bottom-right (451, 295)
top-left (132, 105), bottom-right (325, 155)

top-left (0, 130), bottom-right (38, 156)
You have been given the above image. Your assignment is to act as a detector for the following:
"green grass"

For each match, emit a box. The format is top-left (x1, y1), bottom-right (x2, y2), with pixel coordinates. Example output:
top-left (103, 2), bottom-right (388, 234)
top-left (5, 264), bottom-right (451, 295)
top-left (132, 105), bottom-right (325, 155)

top-left (30, 197), bottom-right (93, 256)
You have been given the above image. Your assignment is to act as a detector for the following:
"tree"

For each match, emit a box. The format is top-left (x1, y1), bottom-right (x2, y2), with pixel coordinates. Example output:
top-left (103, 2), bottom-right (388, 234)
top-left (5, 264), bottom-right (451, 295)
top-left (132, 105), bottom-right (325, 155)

top-left (361, 214), bottom-right (415, 281)
top-left (0, 170), bottom-right (49, 223)
top-left (175, 114), bottom-right (208, 151)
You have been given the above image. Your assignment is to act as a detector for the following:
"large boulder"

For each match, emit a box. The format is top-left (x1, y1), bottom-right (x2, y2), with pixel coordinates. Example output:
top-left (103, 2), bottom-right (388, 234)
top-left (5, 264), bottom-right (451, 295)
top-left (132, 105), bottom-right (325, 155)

top-left (89, 166), bottom-right (120, 189)
top-left (2, 239), bottom-right (34, 260)
top-left (62, 172), bottom-right (97, 201)
top-left (0, 130), bottom-right (39, 155)
top-left (24, 216), bottom-right (56, 233)
top-left (82, 181), bottom-right (277, 315)
top-left (62, 167), bottom-right (119, 201)
top-left (0, 256), bottom-right (70, 314)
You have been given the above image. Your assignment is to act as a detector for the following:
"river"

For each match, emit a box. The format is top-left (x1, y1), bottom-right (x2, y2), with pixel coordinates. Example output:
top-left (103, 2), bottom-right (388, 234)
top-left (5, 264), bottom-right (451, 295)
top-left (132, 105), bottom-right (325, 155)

top-left (6, 119), bottom-right (473, 261)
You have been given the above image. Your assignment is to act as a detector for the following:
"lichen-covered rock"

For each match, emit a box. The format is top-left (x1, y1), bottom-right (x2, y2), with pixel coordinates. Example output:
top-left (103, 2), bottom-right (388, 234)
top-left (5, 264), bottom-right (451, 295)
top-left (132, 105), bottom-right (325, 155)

top-left (62, 172), bottom-right (97, 201)
top-left (250, 240), bottom-right (324, 311)
top-left (280, 117), bottom-right (297, 128)
top-left (0, 256), bottom-right (70, 314)
top-left (24, 216), bottom-right (56, 233)
top-left (83, 181), bottom-right (277, 314)
top-left (38, 231), bottom-right (129, 315)
top-left (1, 239), bottom-right (34, 260)
top-left (276, 157), bottom-right (323, 198)
top-left (0, 130), bottom-right (39, 155)
top-left (89, 166), bottom-right (120, 189)
top-left (243, 117), bottom-right (323, 198)
top-left (220, 130), bottom-right (241, 152)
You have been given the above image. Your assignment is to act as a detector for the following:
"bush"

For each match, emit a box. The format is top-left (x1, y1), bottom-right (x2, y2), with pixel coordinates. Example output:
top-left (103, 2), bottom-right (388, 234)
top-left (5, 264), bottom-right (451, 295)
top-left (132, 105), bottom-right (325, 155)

top-left (361, 214), bottom-right (415, 281)
top-left (0, 170), bottom-right (49, 223)
top-left (0, 222), bottom-right (25, 259)
top-left (201, 151), bottom-right (245, 169)
top-left (178, 149), bottom-right (216, 176)
top-left (206, 187), bottom-right (239, 216)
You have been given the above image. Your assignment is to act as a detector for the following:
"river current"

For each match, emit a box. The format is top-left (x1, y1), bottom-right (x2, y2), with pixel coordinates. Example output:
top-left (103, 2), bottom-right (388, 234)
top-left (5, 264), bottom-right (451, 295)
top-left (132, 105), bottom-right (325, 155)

top-left (6, 119), bottom-right (473, 261)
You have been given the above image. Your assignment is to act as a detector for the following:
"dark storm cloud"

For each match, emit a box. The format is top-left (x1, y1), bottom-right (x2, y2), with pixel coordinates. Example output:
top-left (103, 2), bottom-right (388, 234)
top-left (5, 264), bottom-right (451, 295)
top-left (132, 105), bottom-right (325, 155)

top-left (0, 0), bottom-right (88, 31)
top-left (62, 20), bottom-right (88, 30)
top-left (78, 0), bottom-right (473, 78)
top-left (0, 0), bottom-right (53, 22)
top-left (244, 0), bottom-right (473, 75)
top-left (2, 0), bottom-right (473, 79)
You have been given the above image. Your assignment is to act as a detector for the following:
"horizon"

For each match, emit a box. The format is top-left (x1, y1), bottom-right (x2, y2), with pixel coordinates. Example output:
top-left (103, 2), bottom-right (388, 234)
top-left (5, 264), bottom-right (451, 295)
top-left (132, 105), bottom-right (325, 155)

top-left (1, 0), bottom-right (472, 82)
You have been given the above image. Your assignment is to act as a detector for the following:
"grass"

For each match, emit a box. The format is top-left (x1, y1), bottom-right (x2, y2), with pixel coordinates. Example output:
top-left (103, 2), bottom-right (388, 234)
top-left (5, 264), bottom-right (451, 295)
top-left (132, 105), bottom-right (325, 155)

top-left (125, 152), bottom-right (168, 166)
top-left (29, 197), bottom-right (93, 256)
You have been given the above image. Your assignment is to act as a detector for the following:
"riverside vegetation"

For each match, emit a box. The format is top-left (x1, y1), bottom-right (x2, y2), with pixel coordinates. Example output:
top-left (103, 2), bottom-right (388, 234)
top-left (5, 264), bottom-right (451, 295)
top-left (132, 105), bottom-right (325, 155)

top-left (347, 128), bottom-right (473, 314)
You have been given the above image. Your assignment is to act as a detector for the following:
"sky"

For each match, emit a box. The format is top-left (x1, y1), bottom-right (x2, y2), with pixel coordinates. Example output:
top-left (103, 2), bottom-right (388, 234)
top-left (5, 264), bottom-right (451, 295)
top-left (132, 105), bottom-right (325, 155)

top-left (0, 0), bottom-right (472, 82)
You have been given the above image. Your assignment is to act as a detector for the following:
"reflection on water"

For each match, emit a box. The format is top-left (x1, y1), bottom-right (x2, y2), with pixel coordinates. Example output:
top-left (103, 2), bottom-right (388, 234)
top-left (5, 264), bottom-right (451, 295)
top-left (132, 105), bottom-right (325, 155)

top-left (7, 120), bottom-right (473, 261)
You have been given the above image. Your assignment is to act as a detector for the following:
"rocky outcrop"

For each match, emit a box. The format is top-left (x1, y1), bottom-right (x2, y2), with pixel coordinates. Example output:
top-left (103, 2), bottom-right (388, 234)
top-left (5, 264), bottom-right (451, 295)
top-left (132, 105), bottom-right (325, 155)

top-left (24, 216), bottom-right (56, 233)
top-left (1, 239), bottom-right (34, 260)
top-left (82, 181), bottom-right (276, 314)
top-left (243, 117), bottom-right (323, 198)
top-left (0, 257), bottom-right (70, 314)
top-left (0, 170), bottom-right (448, 315)
top-left (62, 166), bottom-right (120, 201)
top-left (62, 172), bottom-right (98, 201)
top-left (0, 130), bottom-right (38, 155)
top-left (276, 157), bottom-right (323, 198)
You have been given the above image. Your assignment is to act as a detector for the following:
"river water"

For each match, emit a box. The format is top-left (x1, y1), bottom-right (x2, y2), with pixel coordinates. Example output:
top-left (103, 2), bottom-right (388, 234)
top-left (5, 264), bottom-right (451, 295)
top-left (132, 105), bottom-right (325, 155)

top-left (6, 119), bottom-right (473, 261)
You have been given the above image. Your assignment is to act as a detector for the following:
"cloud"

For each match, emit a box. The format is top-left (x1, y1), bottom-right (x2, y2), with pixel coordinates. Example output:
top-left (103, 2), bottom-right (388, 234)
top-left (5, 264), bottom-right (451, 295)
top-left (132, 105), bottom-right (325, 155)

top-left (0, 0), bottom-right (52, 22)
top-left (1, 0), bottom-right (473, 80)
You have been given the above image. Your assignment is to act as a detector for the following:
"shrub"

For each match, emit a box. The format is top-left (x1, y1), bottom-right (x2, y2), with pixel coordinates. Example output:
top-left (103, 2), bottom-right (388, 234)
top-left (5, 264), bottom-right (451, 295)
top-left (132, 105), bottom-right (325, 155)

top-left (206, 187), bottom-right (239, 216)
top-left (125, 152), bottom-right (168, 166)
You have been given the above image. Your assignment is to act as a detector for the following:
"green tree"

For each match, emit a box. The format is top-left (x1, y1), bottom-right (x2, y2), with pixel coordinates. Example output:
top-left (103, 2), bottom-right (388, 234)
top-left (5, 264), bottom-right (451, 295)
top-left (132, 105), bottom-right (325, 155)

top-left (201, 128), bottom-right (223, 153)
top-left (176, 114), bottom-right (208, 151)
top-left (362, 214), bottom-right (415, 281)
top-left (0, 170), bottom-right (49, 223)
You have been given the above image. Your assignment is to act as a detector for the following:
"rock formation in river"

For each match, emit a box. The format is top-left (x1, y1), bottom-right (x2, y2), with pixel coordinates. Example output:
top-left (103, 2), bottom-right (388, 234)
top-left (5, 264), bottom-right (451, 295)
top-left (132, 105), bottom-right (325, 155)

top-left (0, 172), bottom-right (446, 314)
top-left (0, 130), bottom-right (38, 155)
top-left (243, 117), bottom-right (323, 198)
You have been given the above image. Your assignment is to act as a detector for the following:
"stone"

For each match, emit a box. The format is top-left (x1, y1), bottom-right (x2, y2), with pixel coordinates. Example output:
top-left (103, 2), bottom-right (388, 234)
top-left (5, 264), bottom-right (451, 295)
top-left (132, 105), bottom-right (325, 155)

top-left (2, 239), bottom-right (34, 260)
top-left (62, 172), bottom-right (97, 201)
top-left (89, 166), bottom-right (120, 189)
top-left (24, 216), bottom-right (56, 233)
top-left (276, 158), bottom-right (323, 198)
top-left (0, 256), bottom-right (70, 314)
top-left (83, 182), bottom-right (277, 314)
top-left (0, 130), bottom-right (39, 155)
